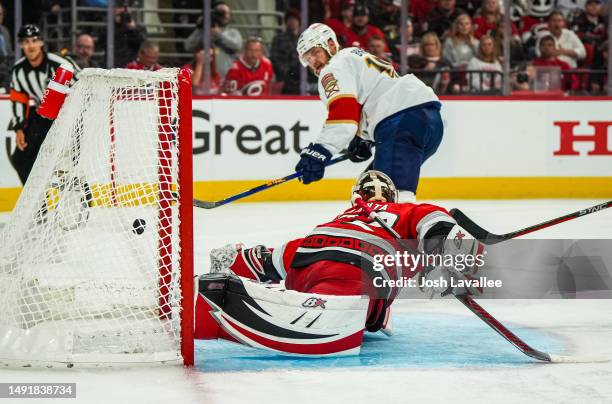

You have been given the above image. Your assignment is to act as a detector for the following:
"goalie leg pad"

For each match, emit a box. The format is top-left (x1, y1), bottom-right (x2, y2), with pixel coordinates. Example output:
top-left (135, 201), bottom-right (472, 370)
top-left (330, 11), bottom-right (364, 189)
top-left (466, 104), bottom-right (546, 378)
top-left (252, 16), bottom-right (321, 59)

top-left (195, 273), bottom-right (368, 356)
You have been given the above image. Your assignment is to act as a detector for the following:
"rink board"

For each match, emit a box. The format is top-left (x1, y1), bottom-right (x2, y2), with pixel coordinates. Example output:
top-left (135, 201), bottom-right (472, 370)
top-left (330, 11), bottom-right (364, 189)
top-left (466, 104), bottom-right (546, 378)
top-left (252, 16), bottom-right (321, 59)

top-left (1, 96), bottom-right (611, 211)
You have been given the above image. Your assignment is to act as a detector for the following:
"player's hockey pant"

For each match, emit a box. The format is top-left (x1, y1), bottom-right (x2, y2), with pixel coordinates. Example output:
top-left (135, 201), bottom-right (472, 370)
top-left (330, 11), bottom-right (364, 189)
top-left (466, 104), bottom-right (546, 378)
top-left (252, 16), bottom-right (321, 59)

top-left (10, 111), bottom-right (53, 184)
top-left (372, 101), bottom-right (443, 193)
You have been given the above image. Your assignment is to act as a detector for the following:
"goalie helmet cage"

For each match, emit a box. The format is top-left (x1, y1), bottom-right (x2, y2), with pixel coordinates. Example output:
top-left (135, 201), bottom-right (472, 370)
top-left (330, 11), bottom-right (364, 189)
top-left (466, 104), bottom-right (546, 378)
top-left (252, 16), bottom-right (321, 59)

top-left (0, 68), bottom-right (194, 367)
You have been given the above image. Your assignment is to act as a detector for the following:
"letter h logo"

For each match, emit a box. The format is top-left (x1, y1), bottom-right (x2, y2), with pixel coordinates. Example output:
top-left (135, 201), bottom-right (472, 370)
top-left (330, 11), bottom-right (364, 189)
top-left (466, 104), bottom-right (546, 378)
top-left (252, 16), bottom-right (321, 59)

top-left (553, 121), bottom-right (612, 156)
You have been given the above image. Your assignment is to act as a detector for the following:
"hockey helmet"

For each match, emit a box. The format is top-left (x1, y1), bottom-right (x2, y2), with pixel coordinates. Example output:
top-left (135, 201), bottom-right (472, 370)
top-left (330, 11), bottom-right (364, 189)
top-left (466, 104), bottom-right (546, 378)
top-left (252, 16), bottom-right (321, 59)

top-left (296, 23), bottom-right (340, 68)
top-left (18, 24), bottom-right (41, 40)
top-left (351, 170), bottom-right (398, 205)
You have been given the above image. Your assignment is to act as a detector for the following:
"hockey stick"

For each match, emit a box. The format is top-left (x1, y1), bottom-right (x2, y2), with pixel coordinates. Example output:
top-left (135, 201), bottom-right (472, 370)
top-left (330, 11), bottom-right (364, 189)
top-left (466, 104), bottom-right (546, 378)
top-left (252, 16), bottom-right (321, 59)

top-left (354, 198), bottom-right (609, 363)
top-left (193, 154), bottom-right (350, 209)
top-left (450, 200), bottom-right (612, 245)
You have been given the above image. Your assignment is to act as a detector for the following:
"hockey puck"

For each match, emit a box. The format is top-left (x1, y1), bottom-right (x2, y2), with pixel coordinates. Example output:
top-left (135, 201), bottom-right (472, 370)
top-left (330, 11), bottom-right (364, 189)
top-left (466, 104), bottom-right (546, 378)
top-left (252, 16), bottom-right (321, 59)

top-left (132, 218), bottom-right (146, 235)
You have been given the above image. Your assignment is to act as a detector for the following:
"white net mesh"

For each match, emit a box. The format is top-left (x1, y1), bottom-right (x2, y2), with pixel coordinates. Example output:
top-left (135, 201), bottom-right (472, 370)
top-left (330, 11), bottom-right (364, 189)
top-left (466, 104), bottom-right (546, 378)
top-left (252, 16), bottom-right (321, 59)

top-left (0, 68), bottom-right (189, 367)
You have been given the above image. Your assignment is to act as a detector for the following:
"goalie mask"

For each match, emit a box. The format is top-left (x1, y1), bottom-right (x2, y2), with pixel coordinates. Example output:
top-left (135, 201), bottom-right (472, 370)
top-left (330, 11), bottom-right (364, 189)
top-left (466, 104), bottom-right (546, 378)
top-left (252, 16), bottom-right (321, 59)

top-left (297, 23), bottom-right (340, 68)
top-left (351, 170), bottom-right (398, 205)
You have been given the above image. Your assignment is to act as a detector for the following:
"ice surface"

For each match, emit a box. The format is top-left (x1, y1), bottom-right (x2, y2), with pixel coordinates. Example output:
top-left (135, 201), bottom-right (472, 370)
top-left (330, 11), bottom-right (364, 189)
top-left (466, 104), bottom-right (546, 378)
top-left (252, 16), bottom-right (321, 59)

top-left (1, 199), bottom-right (611, 404)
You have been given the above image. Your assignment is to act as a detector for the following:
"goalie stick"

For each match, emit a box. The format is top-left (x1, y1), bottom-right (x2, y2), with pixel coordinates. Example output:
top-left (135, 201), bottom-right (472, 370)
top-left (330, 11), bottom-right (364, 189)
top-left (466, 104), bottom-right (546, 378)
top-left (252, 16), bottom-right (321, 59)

top-left (353, 198), bottom-right (609, 364)
top-left (193, 154), bottom-right (350, 209)
top-left (450, 200), bottom-right (612, 245)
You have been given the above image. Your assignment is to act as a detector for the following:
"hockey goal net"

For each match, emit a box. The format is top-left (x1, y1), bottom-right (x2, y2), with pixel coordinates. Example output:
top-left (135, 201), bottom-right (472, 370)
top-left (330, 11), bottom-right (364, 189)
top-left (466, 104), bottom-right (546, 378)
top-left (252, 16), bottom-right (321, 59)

top-left (0, 68), bottom-right (194, 367)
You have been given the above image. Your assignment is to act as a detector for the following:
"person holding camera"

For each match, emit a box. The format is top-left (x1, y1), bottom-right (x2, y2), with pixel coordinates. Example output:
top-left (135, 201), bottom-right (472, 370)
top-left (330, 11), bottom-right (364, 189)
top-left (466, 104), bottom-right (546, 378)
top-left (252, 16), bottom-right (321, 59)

top-left (185, 1), bottom-right (243, 78)
top-left (97, 5), bottom-right (147, 68)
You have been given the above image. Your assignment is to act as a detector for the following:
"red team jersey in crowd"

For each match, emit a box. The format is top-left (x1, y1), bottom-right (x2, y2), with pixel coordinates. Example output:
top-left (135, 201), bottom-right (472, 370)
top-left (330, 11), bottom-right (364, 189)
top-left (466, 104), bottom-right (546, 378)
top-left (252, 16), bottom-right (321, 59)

top-left (224, 57), bottom-right (274, 96)
top-left (344, 26), bottom-right (390, 51)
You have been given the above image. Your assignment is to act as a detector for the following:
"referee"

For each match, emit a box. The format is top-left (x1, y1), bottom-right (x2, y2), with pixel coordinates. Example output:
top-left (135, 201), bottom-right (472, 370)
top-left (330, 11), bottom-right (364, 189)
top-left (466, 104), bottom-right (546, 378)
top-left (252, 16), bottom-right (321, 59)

top-left (8, 24), bottom-right (79, 184)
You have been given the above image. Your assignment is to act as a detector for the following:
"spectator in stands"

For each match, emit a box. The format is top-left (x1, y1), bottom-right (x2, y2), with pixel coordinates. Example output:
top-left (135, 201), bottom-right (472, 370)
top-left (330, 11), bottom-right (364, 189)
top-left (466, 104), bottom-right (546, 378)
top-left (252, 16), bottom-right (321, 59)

top-left (537, 11), bottom-right (586, 68)
top-left (324, 0), bottom-right (354, 46)
top-left (410, 0), bottom-right (436, 34)
top-left (186, 48), bottom-right (222, 95)
top-left (0, 2), bottom-right (13, 92)
top-left (344, 4), bottom-right (389, 51)
top-left (371, 0), bottom-right (402, 48)
top-left (390, 17), bottom-right (421, 65)
top-left (425, 0), bottom-right (465, 39)
top-left (443, 13), bottom-right (478, 68)
top-left (472, 0), bottom-right (518, 39)
top-left (71, 34), bottom-right (99, 69)
top-left (125, 41), bottom-right (162, 71)
top-left (185, 1), bottom-right (243, 78)
top-left (104, 5), bottom-right (147, 68)
top-left (270, 9), bottom-right (301, 95)
top-left (532, 34), bottom-right (578, 90)
top-left (589, 40), bottom-right (608, 94)
top-left (520, 0), bottom-right (554, 53)
top-left (556, 0), bottom-right (587, 20)
top-left (408, 32), bottom-right (453, 94)
top-left (368, 36), bottom-right (399, 70)
top-left (570, 0), bottom-right (606, 51)
top-left (0, 3), bottom-right (12, 57)
top-left (466, 35), bottom-right (502, 92)
top-left (224, 37), bottom-right (274, 96)
top-left (456, 0), bottom-right (482, 17)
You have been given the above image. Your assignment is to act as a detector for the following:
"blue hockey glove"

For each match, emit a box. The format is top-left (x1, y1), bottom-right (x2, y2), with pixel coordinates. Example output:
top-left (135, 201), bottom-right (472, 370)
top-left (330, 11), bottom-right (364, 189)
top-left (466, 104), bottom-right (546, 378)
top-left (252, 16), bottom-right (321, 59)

top-left (347, 136), bottom-right (373, 162)
top-left (295, 143), bottom-right (332, 184)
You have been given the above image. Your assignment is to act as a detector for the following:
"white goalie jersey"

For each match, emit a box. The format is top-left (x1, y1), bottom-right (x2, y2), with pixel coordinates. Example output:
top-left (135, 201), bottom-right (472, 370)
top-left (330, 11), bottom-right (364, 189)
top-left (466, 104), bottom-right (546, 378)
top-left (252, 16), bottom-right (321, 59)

top-left (315, 47), bottom-right (439, 154)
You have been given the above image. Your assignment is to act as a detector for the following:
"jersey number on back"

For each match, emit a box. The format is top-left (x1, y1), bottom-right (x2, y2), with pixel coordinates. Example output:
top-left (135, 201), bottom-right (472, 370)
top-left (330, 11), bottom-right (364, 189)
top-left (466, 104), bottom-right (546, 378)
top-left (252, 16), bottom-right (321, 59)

top-left (365, 56), bottom-right (398, 78)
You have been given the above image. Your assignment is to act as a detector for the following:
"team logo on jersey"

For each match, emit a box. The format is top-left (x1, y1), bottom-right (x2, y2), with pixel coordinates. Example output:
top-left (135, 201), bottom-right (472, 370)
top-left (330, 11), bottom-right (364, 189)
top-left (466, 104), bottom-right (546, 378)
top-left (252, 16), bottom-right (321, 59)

top-left (302, 297), bottom-right (327, 309)
top-left (321, 73), bottom-right (339, 98)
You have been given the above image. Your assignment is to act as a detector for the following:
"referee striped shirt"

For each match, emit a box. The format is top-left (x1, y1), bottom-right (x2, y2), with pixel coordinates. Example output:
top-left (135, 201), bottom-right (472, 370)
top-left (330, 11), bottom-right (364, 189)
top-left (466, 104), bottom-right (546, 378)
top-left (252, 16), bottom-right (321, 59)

top-left (8, 52), bottom-right (79, 131)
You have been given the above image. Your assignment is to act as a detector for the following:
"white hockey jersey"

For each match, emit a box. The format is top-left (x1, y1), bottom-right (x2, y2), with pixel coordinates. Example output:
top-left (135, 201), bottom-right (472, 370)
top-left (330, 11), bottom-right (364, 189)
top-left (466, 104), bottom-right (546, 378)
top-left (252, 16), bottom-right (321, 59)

top-left (315, 47), bottom-right (439, 154)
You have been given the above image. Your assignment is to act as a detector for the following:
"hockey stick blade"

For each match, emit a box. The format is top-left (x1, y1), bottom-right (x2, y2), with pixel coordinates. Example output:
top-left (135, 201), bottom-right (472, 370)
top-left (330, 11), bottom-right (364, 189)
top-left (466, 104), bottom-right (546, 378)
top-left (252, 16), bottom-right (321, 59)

top-left (193, 200), bottom-right (218, 209)
top-left (193, 154), bottom-right (350, 209)
top-left (546, 354), bottom-right (610, 364)
top-left (450, 200), bottom-right (612, 245)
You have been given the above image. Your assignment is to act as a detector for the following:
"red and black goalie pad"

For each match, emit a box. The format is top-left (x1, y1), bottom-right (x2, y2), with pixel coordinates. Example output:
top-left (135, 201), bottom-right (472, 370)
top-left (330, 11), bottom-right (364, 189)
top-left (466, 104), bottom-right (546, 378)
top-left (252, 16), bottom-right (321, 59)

top-left (195, 273), bottom-right (366, 356)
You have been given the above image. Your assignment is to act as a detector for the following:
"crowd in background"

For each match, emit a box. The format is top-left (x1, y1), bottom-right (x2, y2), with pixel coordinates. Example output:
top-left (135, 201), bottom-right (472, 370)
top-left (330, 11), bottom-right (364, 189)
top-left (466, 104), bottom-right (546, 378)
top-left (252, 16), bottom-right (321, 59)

top-left (0, 0), bottom-right (610, 96)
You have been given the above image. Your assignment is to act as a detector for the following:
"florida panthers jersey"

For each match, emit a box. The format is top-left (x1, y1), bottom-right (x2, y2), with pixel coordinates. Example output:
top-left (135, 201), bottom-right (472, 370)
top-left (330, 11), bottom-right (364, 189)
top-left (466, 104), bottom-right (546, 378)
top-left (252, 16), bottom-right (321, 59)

top-left (315, 47), bottom-right (439, 154)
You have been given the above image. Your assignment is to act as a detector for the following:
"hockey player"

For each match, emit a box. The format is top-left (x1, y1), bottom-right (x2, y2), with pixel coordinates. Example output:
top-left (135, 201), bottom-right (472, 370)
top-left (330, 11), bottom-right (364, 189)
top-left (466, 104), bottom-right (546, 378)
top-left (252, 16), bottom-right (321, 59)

top-left (196, 171), bottom-right (485, 355)
top-left (294, 23), bottom-right (444, 203)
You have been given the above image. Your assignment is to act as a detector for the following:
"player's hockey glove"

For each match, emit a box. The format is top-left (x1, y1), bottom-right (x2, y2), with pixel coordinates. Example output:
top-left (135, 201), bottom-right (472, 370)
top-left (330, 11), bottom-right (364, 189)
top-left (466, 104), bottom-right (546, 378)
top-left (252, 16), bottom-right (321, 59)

top-left (347, 136), bottom-right (373, 163)
top-left (296, 143), bottom-right (332, 184)
top-left (418, 222), bottom-right (486, 298)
